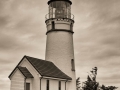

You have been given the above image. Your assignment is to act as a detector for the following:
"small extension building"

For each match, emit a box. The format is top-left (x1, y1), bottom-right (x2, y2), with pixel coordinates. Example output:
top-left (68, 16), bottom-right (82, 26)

top-left (9, 0), bottom-right (76, 90)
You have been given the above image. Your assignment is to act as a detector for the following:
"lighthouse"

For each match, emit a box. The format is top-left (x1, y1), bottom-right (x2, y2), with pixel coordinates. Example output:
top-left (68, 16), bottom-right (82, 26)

top-left (9, 0), bottom-right (76, 90)
top-left (45, 0), bottom-right (76, 90)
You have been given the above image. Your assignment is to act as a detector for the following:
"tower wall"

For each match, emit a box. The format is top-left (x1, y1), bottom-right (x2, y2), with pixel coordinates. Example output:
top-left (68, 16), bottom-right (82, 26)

top-left (46, 31), bottom-right (74, 71)
top-left (45, 31), bottom-right (76, 90)
top-left (46, 19), bottom-right (73, 31)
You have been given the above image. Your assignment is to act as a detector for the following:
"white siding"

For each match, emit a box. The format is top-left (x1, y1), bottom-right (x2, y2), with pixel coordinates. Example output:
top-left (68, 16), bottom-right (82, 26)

top-left (49, 79), bottom-right (58, 90)
top-left (61, 81), bottom-right (66, 90)
top-left (66, 81), bottom-right (70, 90)
top-left (10, 69), bottom-right (25, 90)
top-left (20, 58), bottom-right (40, 90)
top-left (41, 79), bottom-right (46, 90)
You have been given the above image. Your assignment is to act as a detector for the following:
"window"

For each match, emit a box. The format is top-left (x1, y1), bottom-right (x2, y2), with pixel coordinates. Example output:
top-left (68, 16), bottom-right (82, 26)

top-left (71, 59), bottom-right (75, 71)
top-left (46, 80), bottom-right (49, 90)
top-left (26, 83), bottom-right (30, 90)
top-left (70, 23), bottom-right (73, 31)
top-left (52, 21), bottom-right (55, 29)
top-left (58, 81), bottom-right (61, 90)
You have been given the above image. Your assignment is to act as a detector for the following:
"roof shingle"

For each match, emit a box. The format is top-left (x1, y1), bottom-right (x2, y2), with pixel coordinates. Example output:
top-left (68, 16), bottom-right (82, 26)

top-left (18, 66), bottom-right (34, 78)
top-left (25, 56), bottom-right (72, 80)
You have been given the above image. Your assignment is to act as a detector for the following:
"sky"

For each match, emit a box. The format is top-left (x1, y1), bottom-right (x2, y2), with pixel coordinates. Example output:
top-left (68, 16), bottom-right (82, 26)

top-left (0, 0), bottom-right (120, 90)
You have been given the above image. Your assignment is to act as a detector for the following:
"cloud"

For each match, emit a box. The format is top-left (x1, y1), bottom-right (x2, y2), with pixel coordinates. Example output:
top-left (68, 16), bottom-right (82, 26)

top-left (0, 16), bottom-right (10, 27)
top-left (0, 1), bottom-right (47, 90)
top-left (0, 0), bottom-right (120, 90)
top-left (73, 0), bottom-right (120, 88)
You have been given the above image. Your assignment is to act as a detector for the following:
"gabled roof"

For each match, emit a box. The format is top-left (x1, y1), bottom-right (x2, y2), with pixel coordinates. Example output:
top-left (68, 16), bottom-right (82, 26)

top-left (25, 56), bottom-right (72, 80)
top-left (18, 66), bottom-right (34, 78)
top-left (9, 55), bottom-right (72, 80)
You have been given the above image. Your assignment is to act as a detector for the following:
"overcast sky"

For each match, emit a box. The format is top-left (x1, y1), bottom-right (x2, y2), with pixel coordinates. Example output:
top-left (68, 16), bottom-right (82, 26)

top-left (0, 0), bottom-right (120, 90)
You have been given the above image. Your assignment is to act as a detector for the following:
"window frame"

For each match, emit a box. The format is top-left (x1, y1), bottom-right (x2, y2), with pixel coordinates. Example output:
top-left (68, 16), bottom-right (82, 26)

top-left (71, 59), bottom-right (75, 71)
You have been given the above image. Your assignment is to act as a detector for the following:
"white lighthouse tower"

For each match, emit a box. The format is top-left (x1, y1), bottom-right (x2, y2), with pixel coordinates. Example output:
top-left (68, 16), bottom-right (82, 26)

top-left (8, 0), bottom-right (76, 90)
top-left (45, 0), bottom-right (76, 90)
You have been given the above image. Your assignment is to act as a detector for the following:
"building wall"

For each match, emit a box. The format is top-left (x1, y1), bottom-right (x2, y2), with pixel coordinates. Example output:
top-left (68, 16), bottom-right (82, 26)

top-left (20, 58), bottom-right (40, 90)
top-left (61, 80), bottom-right (66, 90)
top-left (10, 57), bottom-right (72, 90)
top-left (41, 78), bottom-right (66, 90)
top-left (49, 79), bottom-right (58, 90)
top-left (46, 32), bottom-right (74, 73)
top-left (10, 69), bottom-right (25, 90)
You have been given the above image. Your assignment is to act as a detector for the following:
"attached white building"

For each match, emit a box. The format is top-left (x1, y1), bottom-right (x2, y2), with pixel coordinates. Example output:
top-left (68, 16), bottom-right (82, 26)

top-left (9, 56), bottom-right (72, 90)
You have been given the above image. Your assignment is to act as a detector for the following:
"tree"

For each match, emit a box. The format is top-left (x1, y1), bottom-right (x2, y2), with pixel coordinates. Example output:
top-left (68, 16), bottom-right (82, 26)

top-left (82, 67), bottom-right (99, 90)
top-left (100, 85), bottom-right (118, 90)
top-left (82, 77), bottom-right (99, 90)
top-left (81, 67), bottom-right (118, 90)
top-left (76, 77), bottom-right (81, 90)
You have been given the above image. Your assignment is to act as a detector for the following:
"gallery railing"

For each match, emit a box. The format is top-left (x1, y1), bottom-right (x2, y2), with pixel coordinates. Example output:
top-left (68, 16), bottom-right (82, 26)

top-left (45, 13), bottom-right (74, 20)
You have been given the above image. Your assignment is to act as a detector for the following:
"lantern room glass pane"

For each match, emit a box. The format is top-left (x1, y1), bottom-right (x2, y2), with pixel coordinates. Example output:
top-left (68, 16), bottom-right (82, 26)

top-left (49, 3), bottom-right (53, 18)
top-left (49, 1), bottom-right (71, 19)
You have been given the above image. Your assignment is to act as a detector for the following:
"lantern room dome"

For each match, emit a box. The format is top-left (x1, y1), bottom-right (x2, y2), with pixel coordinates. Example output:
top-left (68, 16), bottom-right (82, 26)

top-left (48, 0), bottom-right (72, 5)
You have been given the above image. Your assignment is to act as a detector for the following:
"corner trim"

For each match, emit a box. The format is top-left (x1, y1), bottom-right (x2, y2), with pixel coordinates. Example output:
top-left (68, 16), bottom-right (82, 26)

top-left (46, 29), bottom-right (74, 35)
top-left (40, 77), bottom-right (43, 90)
top-left (24, 78), bottom-right (26, 90)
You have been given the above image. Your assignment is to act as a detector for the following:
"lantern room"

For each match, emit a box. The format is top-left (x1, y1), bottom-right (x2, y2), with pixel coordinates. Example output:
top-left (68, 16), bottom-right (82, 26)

top-left (46, 0), bottom-right (74, 20)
